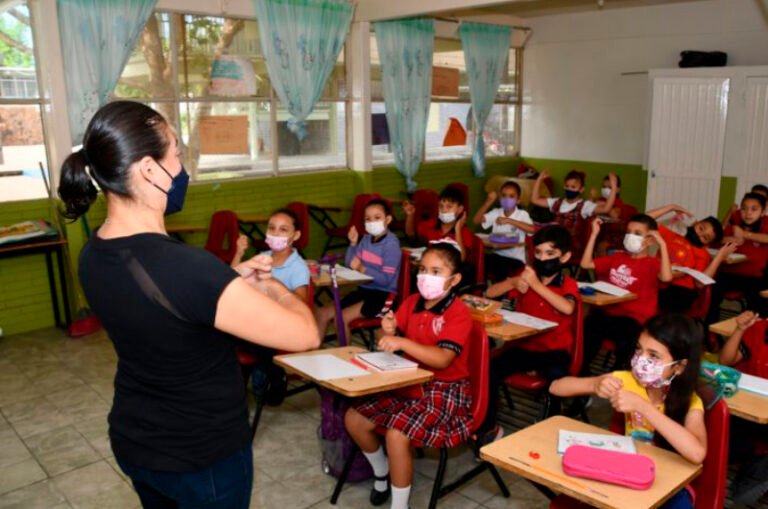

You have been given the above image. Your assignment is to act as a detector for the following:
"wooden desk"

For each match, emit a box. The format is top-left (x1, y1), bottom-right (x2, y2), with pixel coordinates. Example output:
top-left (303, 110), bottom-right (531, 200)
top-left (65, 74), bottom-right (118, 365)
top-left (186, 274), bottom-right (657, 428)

top-left (485, 321), bottom-right (555, 342)
top-left (728, 389), bottom-right (768, 424)
top-left (480, 415), bottom-right (702, 509)
top-left (580, 291), bottom-right (638, 307)
top-left (709, 317), bottom-right (737, 337)
top-left (311, 267), bottom-right (374, 288)
top-left (274, 346), bottom-right (433, 398)
top-left (0, 236), bottom-right (71, 328)
top-left (237, 212), bottom-right (270, 243)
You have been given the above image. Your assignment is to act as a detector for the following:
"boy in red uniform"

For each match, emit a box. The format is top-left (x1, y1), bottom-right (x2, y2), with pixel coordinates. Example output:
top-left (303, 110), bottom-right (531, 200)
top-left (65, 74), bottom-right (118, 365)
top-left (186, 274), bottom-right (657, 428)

top-left (719, 311), bottom-right (768, 506)
top-left (709, 192), bottom-right (768, 320)
top-left (404, 186), bottom-right (474, 261)
top-left (579, 214), bottom-right (673, 373)
top-left (646, 204), bottom-right (736, 314)
top-left (476, 225), bottom-right (580, 444)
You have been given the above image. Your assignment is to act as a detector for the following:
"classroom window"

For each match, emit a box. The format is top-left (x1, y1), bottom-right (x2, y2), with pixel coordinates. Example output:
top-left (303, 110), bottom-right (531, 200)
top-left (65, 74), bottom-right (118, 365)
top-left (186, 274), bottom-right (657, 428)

top-left (115, 11), bottom-right (347, 181)
top-left (0, 2), bottom-right (50, 204)
top-left (370, 33), bottom-right (520, 166)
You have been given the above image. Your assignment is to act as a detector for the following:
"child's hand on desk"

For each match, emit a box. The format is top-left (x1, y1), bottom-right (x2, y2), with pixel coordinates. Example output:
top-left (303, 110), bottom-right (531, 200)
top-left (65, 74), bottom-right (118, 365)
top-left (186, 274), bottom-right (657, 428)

top-left (348, 226), bottom-right (359, 246)
top-left (378, 335), bottom-right (404, 353)
top-left (736, 310), bottom-right (759, 330)
top-left (349, 256), bottom-right (363, 272)
top-left (594, 374), bottom-right (623, 399)
top-left (381, 310), bottom-right (397, 336)
top-left (235, 254), bottom-right (272, 284)
top-left (609, 389), bottom-right (648, 415)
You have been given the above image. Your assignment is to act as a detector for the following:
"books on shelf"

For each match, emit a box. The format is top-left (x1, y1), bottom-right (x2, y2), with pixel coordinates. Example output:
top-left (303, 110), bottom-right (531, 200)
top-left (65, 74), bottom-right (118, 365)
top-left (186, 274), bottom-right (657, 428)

top-left (354, 352), bottom-right (418, 372)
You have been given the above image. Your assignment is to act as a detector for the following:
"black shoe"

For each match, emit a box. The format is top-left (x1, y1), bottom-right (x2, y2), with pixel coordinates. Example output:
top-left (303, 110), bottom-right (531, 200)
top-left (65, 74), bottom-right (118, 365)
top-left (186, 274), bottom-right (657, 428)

top-left (370, 475), bottom-right (390, 506)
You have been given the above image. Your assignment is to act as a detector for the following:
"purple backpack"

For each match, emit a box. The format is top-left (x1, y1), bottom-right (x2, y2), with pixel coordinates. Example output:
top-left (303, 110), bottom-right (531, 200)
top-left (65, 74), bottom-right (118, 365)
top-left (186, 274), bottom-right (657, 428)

top-left (317, 258), bottom-right (373, 481)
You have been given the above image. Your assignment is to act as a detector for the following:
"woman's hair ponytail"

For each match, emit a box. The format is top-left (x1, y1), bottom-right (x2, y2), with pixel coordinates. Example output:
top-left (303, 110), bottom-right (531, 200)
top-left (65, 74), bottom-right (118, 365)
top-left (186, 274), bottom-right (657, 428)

top-left (58, 150), bottom-right (98, 220)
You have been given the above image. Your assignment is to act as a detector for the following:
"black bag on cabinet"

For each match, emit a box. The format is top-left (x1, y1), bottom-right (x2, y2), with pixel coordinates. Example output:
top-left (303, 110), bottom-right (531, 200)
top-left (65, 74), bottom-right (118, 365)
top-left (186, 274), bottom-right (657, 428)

top-left (679, 51), bottom-right (727, 68)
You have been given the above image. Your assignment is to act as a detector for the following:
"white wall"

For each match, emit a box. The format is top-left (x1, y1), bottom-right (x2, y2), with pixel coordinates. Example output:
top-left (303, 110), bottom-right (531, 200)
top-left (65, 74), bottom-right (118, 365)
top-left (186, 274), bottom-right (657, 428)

top-left (521, 0), bottom-right (768, 164)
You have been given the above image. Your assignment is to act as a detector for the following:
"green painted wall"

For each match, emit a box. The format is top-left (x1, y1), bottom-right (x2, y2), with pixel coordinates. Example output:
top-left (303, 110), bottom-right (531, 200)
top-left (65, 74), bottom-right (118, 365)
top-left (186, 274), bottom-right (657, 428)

top-left (0, 155), bottom-right (741, 336)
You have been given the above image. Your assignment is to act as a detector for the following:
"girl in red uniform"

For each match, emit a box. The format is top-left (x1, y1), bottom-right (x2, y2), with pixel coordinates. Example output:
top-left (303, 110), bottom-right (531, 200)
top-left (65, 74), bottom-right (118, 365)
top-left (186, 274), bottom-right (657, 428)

top-left (344, 242), bottom-right (473, 509)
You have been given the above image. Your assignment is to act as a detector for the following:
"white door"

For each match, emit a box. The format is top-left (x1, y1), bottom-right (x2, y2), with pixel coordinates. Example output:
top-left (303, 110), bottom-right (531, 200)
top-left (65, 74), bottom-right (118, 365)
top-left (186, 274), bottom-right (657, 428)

top-left (645, 77), bottom-right (730, 219)
top-left (737, 76), bottom-right (768, 199)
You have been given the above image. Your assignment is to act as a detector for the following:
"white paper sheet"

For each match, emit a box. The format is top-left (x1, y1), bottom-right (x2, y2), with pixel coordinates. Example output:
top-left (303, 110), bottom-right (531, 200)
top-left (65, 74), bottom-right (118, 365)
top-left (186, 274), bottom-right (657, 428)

top-left (557, 430), bottom-right (636, 455)
top-left (739, 373), bottom-right (768, 396)
top-left (706, 249), bottom-right (747, 264)
top-left (356, 352), bottom-right (418, 371)
top-left (498, 310), bottom-right (558, 330)
top-left (334, 265), bottom-right (374, 282)
top-left (406, 247), bottom-right (426, 259)
top-left (578, 281), bottom-right (630, 297)
top-left (280, 354), bottom-right (370, 381)
top-left (671, 266), bottom-right (716, 285)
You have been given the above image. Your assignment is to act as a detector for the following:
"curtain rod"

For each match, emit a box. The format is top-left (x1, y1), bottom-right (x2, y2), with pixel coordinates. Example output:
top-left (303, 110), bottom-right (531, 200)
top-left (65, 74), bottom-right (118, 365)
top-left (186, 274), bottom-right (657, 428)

top-left (433, 16), bottom-right (531, 32)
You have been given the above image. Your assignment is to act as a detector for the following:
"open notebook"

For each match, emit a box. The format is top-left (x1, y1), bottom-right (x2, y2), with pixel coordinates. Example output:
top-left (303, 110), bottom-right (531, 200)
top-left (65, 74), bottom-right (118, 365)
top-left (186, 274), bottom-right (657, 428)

top-left (354, 352), bottom-right (418, 372)
top-left (739, 373), bottom-right (768, 396)
top-left (557, 430), bottom-right (636, 455)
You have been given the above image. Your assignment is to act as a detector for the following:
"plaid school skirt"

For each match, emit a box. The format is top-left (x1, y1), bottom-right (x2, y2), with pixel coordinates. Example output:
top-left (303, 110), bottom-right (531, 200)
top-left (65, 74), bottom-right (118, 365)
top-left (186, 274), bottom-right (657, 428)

top-left (355, 379), bottom-right (472, 448)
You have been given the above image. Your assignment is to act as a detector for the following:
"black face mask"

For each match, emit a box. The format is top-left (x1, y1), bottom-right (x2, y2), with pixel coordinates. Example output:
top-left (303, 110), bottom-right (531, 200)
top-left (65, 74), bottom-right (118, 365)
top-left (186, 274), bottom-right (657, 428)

top-left (533, 257), bottom-right (562, 278)
top-left (152, 162), bottom-right (189, 216)
top-left (685, 227), bottom-right (703, 248)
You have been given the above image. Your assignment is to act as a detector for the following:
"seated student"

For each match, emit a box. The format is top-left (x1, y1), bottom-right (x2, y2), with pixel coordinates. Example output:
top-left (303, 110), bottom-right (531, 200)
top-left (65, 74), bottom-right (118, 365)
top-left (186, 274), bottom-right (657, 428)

top-left (476, 225), bottom-right (579, 444)
top-left (708, 192), bottom-right (768, 322)
top-left (344, 242), bottom-right (472, 509)
top-left (404, 186), bottom-right (473, 262)
top-left (472, 180), bottom-right (534, 281)
top-left (317, 198), bottom-right (401, 342)
top-left (241, 208), bottom-right (310, 403)
top-left (592, 174), bottom-right (639, 255)
top-left (531, 169), bottom-right (618, 261)
top-left (551, 314), bottom-right (706, 509)
top-left (580, 214), bottom-right (673, 373)
top-left (646, 204), bottom-right (736, 314)
top-left (725, 184), bottom-right (768, 225)
top-left (718, 311), bottom-right (768, 506)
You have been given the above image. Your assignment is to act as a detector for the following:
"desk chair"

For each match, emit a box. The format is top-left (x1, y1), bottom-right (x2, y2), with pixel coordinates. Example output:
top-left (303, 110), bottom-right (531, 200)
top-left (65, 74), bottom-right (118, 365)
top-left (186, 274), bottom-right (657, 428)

top-left (501, 297), bottom-right (585, 422)
top-left (331, 322), bottom-right (511, 509)
top-left (549, 391), bottom-right (729, 509)
top-left (236, 280), bottom-right (316, 440)
top-left (412, 189), bottom-right (439, 225)
top-left (348, 250), bottom-right (412, 350)
top-left (285, 201), bottom-right (310, 254)
top-left (204, 210), bottom-right (240, 264)
top-left (317, 193), bottom-right (380, 256)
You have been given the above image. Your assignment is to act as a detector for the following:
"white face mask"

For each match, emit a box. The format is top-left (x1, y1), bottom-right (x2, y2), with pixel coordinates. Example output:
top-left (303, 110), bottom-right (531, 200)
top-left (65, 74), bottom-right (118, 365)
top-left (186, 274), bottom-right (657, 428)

top-left (365, 220), bottom-right (387, 237)
top-left (623, 233), bottom-right (645, 254)
top-left (601, 187), bottom-right (612, 199)
top-left (438, 212), bottom-right (457, 224)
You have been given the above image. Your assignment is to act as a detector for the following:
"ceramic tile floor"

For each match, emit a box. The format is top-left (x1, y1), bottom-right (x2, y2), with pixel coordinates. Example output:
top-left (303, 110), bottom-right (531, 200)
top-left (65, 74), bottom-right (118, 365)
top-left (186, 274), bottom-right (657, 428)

top-left (0, 327), bottom-right (765, 509)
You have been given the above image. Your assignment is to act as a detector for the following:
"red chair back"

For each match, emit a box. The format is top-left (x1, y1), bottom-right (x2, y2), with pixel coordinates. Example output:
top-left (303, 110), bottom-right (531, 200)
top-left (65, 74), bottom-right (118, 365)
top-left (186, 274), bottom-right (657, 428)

top-left (467, 322), bottom-right (491, 434)
top-left (687, 286), bottom-right (711, 321)
top-left (412, 189), bottom-right (439, 224)
top-left (349, 193), bottom-right (381, 235)
top-left (396, 250), bottom-right (412, 304)
top-left (446, 182), bottom-right (470, 212)
top-left (567, 296), bottom-right (584, 377)
top-left (468, 234), bottom-right (486, 286)
top-left (204, 210), bottom-right (240, 264)
top-left (285, 201), bottom-right (310, 252)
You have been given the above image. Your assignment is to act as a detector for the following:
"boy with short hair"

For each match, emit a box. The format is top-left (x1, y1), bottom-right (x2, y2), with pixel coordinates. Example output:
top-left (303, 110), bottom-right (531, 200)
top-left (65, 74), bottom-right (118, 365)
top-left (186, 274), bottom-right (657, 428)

top-left (473, 180), bottom-right (534, 280)
top-left (404, 186), bottom-right (473, 261)
top-left (580, 214), bottom-right (673, 373)
top-left (646, 204), bottom-right (737, 314)
top-left (476, 225), bottom-right (579, 444)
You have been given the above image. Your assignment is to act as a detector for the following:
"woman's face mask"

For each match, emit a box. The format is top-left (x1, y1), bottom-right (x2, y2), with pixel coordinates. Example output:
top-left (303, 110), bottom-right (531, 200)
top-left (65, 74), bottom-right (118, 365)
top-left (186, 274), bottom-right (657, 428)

top-left (153, 162), bottom-right (189, 215)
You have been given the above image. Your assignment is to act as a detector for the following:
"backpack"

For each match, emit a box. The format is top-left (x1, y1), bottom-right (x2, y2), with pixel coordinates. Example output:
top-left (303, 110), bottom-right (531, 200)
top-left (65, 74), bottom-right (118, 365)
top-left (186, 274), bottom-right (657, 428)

top-left (318, 388), bottom-right (373, 481)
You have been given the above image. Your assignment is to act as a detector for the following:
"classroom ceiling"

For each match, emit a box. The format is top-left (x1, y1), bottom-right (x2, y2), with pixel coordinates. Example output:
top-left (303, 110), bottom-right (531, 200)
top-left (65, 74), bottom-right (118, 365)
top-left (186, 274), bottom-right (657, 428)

top-left (438, 0), bottom-right (709, 19)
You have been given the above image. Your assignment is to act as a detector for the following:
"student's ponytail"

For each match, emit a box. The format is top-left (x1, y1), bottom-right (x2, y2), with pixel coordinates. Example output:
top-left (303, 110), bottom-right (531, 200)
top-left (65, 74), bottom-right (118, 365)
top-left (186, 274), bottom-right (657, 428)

top-left (58, 149), bottom-right (98, 220)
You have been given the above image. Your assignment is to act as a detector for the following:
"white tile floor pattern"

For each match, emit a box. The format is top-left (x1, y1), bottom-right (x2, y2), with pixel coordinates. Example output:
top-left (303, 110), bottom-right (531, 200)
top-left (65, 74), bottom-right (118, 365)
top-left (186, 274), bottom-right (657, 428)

top-left (0, 327), bottom-right (765, 509)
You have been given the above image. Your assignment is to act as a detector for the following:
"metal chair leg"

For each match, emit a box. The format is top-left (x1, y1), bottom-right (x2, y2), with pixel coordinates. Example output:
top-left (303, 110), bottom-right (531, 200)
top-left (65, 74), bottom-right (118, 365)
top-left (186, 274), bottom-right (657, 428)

top-left (488, 464), bottom-right (511, 498)
top-left (428, 448), bottom-right (448, 509)
top-left (330, 446), bottom-right (358, 505)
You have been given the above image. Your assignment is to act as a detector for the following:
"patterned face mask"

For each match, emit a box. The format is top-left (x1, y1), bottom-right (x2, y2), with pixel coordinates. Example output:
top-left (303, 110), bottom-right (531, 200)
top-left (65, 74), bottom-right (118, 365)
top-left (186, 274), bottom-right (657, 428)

top-left (631, 353), bottom-right (678, 388)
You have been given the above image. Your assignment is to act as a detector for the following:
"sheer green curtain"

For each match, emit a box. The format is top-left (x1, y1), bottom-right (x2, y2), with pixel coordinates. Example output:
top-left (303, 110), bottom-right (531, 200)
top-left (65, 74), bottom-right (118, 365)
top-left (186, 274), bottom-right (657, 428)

top-left (459, 21), bottom-right (511, 177)
top-left (375, 17), bottom-right (434, 192)
top-left (57, 0), bottom-right (157, 143)
top-left (253, 0), bottom-right (352, 140)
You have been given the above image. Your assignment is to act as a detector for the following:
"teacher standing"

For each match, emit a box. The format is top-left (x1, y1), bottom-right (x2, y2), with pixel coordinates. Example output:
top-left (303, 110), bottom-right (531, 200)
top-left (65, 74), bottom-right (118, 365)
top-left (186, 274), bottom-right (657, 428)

top-left (58, 101), bottom-right (319, 509)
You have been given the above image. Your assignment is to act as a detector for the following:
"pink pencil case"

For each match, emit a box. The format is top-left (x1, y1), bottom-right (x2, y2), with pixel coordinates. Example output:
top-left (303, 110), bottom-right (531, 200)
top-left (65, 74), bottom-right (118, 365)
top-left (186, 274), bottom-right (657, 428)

top-left (562, 445), bottom-right (656, 490)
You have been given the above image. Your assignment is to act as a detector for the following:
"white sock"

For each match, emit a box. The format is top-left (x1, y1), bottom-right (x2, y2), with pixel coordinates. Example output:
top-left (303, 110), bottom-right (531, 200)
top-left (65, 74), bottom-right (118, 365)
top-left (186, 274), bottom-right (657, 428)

top-left (363, 446), bottom-right (389, 491)
top-left (390, 485), bottom-right (411, 509)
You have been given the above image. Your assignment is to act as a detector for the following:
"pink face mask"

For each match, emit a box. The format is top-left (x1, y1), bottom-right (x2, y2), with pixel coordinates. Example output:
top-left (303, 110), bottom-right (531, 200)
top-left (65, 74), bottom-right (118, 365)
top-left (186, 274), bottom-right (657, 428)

top-left (631, 353), bottom-right (678, 388)
top-left (417, 274), bottom-right (448, 300)
top-left (265, 234), bottom-right (290, 252)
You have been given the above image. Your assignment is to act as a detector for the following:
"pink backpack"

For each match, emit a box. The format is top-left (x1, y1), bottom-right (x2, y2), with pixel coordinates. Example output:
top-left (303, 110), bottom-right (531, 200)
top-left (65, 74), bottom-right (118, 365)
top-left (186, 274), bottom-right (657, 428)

top-left (562, 445), bottom-right (656, 490)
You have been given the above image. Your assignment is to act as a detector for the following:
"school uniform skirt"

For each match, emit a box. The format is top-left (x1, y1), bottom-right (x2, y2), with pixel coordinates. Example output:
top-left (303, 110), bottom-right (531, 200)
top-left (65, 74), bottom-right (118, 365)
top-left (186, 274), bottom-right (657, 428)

top-left (355, 379), bottom-right (472, 448)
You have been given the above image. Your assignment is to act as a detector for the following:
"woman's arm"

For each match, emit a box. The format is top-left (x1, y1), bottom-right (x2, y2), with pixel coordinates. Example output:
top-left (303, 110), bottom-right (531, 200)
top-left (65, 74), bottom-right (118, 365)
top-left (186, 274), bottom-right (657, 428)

top-left (612, 391), bottom-right (706, 464)
top-left (292, 285), bottom-right (308, 302)
top-left (377, 335), bottom-right (456, 370)
top-left (215, 277), bottom-right (320, 351)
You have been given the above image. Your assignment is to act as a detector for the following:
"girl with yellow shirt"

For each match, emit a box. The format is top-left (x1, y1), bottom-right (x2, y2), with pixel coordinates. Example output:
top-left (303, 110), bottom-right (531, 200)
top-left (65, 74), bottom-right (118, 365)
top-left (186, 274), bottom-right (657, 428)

top-left (550, 314), bottom-right (706, 509)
